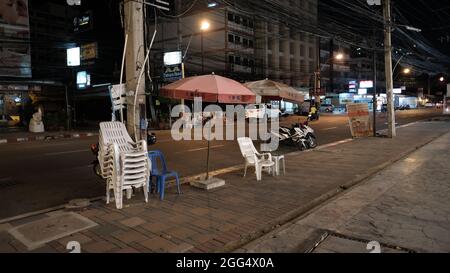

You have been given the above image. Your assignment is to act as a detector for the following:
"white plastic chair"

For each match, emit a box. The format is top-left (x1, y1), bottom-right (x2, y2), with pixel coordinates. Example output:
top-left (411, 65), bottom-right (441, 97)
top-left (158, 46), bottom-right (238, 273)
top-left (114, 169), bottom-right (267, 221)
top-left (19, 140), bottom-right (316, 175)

top-left (237, 137), bottom-right (275, 181)
top-left (99, 122), bottom-right (150, 209)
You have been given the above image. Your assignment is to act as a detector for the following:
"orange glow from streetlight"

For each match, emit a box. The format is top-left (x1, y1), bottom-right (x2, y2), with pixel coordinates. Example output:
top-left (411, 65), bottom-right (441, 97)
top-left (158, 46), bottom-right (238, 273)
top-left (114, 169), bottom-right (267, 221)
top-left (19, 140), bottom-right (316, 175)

top-left (440, 77), bottom-right (445, 82)
top-left (403, 68), bottom-right (411, 74)
top-left (335, 53), bottom-right (344, 60)
top-left (200, 20), bottom-right (210, 31)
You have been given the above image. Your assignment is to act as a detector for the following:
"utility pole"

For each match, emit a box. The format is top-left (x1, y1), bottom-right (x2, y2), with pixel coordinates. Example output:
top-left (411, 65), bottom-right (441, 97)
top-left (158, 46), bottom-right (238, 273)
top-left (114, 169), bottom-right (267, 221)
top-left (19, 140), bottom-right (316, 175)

top-left (329, 38), bottom-right (334, 94)
top-left (372, 28), bottom-right (378, 137)
top-left (383, 0), bottom-right (396, 138)
top-left (124, 0), bottom-right (146, 140)
top-left (373, 47), bottom-right (377, 136)
top-left (315, 37), bottom-right (321, 103)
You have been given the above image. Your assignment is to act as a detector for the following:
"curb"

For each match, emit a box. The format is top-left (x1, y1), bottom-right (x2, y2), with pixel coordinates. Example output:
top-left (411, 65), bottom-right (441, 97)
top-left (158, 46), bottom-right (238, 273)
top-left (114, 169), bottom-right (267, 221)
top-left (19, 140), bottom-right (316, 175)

top-left (0, 132), bottom-right (98, 145)
top-left (216, 129), bottom-right (450, 253)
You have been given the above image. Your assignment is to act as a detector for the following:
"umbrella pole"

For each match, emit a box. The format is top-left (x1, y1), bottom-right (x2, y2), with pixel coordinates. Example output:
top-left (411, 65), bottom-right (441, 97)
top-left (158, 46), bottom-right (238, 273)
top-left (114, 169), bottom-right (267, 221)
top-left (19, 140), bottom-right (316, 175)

top-left (206, 124), bottom-right (211, 180)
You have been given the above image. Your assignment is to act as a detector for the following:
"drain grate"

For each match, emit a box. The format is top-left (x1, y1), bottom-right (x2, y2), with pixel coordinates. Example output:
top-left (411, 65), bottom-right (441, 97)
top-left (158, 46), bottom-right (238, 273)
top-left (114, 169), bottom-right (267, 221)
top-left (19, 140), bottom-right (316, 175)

top-left (309, 231), bottom-right (416, 253)
top-left (0, 178), bottom-right (22, 189)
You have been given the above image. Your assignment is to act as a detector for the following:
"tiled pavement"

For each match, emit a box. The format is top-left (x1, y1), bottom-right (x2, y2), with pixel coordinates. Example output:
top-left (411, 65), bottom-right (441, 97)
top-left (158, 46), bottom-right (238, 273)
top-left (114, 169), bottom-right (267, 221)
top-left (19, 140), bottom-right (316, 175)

top-left (1, 120), bottom-right (449, 253)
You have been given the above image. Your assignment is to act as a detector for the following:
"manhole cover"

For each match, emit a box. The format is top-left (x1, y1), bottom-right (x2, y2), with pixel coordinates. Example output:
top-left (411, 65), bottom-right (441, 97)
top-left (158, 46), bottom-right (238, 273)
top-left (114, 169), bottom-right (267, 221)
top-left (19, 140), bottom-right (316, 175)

top-left (8, 212), bottom-right (97, 251)
top-left (310, 232), bottom-right (415, 253)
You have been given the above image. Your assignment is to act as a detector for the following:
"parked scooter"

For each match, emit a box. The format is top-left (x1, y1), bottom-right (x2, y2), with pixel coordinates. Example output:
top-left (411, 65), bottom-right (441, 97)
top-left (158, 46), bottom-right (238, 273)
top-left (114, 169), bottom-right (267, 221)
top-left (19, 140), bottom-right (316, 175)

top-left (270, 116), bottom-right (317, 150)
top-left (293, 115), bottom-right (317, 149)
top-left (91, 131), bottom-right (157, 179)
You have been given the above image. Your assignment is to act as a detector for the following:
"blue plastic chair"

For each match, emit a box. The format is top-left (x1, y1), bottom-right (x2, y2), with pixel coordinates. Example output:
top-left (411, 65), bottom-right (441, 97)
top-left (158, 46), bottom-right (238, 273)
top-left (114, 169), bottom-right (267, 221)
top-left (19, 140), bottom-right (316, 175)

top-left (148, 150), bottom-right (181, 200)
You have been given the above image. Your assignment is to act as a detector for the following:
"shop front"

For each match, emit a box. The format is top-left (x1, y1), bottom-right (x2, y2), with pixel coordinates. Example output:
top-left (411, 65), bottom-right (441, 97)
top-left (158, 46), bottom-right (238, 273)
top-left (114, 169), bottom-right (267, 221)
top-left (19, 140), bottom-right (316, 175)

top-left (0, 85), bottom-right (35, 129)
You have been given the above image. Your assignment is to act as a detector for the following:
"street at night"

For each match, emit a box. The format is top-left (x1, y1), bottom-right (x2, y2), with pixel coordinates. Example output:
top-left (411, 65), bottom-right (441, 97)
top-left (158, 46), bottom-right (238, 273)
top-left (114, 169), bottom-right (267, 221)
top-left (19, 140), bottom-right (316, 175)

top-left (0, 0), bottom-right (450, 267)
top-left (0, 108), bottom-right (441, 218)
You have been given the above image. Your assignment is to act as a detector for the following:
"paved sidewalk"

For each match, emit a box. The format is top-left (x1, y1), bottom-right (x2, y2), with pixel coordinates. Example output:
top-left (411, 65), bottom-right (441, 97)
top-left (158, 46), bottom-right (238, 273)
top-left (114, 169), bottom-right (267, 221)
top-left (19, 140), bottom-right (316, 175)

top-left (0, 120), bottom-right (449, 253)
top-left (0, 130), bottom-right (98, 145)
top-left (240, 130), bottom-right (450, 253)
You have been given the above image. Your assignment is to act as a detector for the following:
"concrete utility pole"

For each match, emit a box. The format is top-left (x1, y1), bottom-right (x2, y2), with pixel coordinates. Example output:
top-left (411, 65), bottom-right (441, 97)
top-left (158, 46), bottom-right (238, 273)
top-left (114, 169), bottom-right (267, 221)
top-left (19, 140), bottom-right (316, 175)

top-left (329, 38), bottom-right (334, 94)
top-left (124, 0), bottom-right (146, 140)
top-left (383, 0), bottom-right (396, 137)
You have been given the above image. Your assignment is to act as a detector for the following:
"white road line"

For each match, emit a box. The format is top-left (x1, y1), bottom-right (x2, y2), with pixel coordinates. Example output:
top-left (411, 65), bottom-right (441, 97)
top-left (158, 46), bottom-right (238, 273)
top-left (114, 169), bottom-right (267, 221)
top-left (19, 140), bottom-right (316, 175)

top-left (180, 145), bottom-right (225, 153)
top-left (44, 149), bottom-right (89, 156)
top-left (322, 127), bottom-right (338, 131)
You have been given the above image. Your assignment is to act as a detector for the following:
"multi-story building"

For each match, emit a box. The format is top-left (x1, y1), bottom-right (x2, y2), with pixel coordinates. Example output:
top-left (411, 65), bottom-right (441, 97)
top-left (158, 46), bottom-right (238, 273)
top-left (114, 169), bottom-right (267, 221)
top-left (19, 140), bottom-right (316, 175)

top-left (150, 0), bottom-right (319, 89)
top-left (0, 0), bottom-right (78, 130)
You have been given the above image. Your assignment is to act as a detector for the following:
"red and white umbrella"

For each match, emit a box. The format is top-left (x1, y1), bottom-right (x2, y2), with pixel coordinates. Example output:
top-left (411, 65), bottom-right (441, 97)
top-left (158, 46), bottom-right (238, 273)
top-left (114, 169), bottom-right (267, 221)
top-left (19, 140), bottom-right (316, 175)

top-left (161, 74), bottom-right (256, 104)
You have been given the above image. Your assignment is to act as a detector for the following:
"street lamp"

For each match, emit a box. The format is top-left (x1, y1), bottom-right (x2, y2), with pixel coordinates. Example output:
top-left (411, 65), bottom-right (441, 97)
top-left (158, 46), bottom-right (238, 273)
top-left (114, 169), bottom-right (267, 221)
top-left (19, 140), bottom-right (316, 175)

top-left (403, 68), bottom-right (411, 74)
top-left (200, 20), bottom-right (210, 74)
top-left (440, 76), bottom-right (445, 82)
top-left (316, 53), bottom-right (346, 95)
top-left (335, 53), bottom-right (344, 60)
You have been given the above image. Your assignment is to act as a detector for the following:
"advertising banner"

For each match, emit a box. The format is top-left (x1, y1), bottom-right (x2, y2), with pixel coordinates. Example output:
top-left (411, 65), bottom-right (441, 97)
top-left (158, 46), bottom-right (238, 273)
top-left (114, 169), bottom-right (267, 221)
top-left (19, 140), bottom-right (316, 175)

top-left (347, 103), bottom-right (373, 138)
top-left (0, 0), bottom-right (32, 78)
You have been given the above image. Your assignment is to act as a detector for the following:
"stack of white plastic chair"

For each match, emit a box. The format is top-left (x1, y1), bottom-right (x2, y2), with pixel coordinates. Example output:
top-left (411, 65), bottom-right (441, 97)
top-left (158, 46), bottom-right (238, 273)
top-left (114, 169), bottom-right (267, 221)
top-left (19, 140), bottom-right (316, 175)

top-left (98, 122), bottom-right (150, 209)
top-left (237, 137), bottom-right (275, 181)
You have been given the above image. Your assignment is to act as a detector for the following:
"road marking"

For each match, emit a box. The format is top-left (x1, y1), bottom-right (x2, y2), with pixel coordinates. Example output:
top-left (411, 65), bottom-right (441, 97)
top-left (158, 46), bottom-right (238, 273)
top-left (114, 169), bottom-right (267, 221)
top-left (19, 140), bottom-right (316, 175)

top-left (318, 139), bottom-right (354, 150)
top-left (323, 127), bottom-right (338, 131)
top-left (44, 149), bottom-right (89, 156)
top-left (179, 145), bottom-right (225, 153)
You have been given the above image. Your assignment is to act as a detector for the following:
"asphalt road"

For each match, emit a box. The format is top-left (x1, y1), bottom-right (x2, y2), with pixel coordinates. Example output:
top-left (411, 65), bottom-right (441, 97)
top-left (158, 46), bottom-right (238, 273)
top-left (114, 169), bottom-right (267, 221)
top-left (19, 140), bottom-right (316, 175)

top-left (0, 108), bottom-right (442, 219)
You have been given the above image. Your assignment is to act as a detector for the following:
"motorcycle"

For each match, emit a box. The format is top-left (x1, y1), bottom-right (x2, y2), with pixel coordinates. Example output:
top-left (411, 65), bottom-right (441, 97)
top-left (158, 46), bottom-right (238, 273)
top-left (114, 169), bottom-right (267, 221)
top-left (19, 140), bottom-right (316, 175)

top-left (292, 115), bottom-right (317, 149)
top-left (270, 116), bottom-right (316, 150)
top-left (91, 131), bottom-right (157, 179)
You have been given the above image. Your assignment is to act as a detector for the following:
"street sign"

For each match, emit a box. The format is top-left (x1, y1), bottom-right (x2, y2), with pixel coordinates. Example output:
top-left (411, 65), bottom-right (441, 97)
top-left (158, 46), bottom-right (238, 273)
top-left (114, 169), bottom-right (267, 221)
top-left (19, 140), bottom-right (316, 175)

top-left (163, 64), bottom-right (183, 82)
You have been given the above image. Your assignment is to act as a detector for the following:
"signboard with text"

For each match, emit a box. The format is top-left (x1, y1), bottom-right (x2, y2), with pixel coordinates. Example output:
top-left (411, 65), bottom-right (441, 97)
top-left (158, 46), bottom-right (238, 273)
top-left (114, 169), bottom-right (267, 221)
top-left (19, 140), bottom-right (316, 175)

top-left (163, 64), bottom-right (183, 82)
top-left (359, 80), bottom-right (374, 88)
top-left (81, 43), bottom-right (98, 61)
top-left (347, 103), bottom-right (373, 138)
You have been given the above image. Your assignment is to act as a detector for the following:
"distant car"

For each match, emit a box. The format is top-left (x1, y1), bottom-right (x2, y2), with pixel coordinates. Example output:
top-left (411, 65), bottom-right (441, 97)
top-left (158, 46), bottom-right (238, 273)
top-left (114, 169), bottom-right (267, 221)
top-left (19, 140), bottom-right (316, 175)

top-left (424, 102), bottom-right (435, 108)
top-left (245, 104), bottom-right (280, 119)
top-left (319, 104), bottom-right (334, 113)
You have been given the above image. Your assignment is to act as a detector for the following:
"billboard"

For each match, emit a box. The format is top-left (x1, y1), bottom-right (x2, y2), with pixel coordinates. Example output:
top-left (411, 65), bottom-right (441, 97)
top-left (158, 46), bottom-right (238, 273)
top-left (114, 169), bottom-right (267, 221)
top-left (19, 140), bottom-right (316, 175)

top-left (359, 80), bottom-right (374, 88)
top-left (0, 0), bottom-right (32, 78)
top-left (347, 103), bottom-right (373, 138)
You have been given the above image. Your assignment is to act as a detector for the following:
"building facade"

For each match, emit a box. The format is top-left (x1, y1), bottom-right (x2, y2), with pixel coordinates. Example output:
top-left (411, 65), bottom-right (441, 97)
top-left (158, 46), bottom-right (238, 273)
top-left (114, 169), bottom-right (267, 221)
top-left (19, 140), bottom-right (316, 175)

top-left (150, 0), bottom-right (319, 90)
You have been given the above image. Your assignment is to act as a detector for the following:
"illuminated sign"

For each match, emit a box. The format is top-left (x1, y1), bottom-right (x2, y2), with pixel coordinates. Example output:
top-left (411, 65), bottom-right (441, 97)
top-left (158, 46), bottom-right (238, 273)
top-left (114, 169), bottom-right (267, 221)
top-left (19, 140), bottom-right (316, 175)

top-left (81, 43), bottom-right (98, 60)
top-left (164, 51), bottom-right (182, 66)
top-left (359, 80), bottom-right (374, 88)
top-left (73, 11), bottom-right (93, 32)
top-left (349, 80), bottom-right (357, 93)
top-left (67, 47), bottom-right (81, 66)
top-left (358, 88), bottom-right (368, 95)
top-left (76, 71), bottom-right (91, 89)
top-left (393, 88), bottom-right (402, 94)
